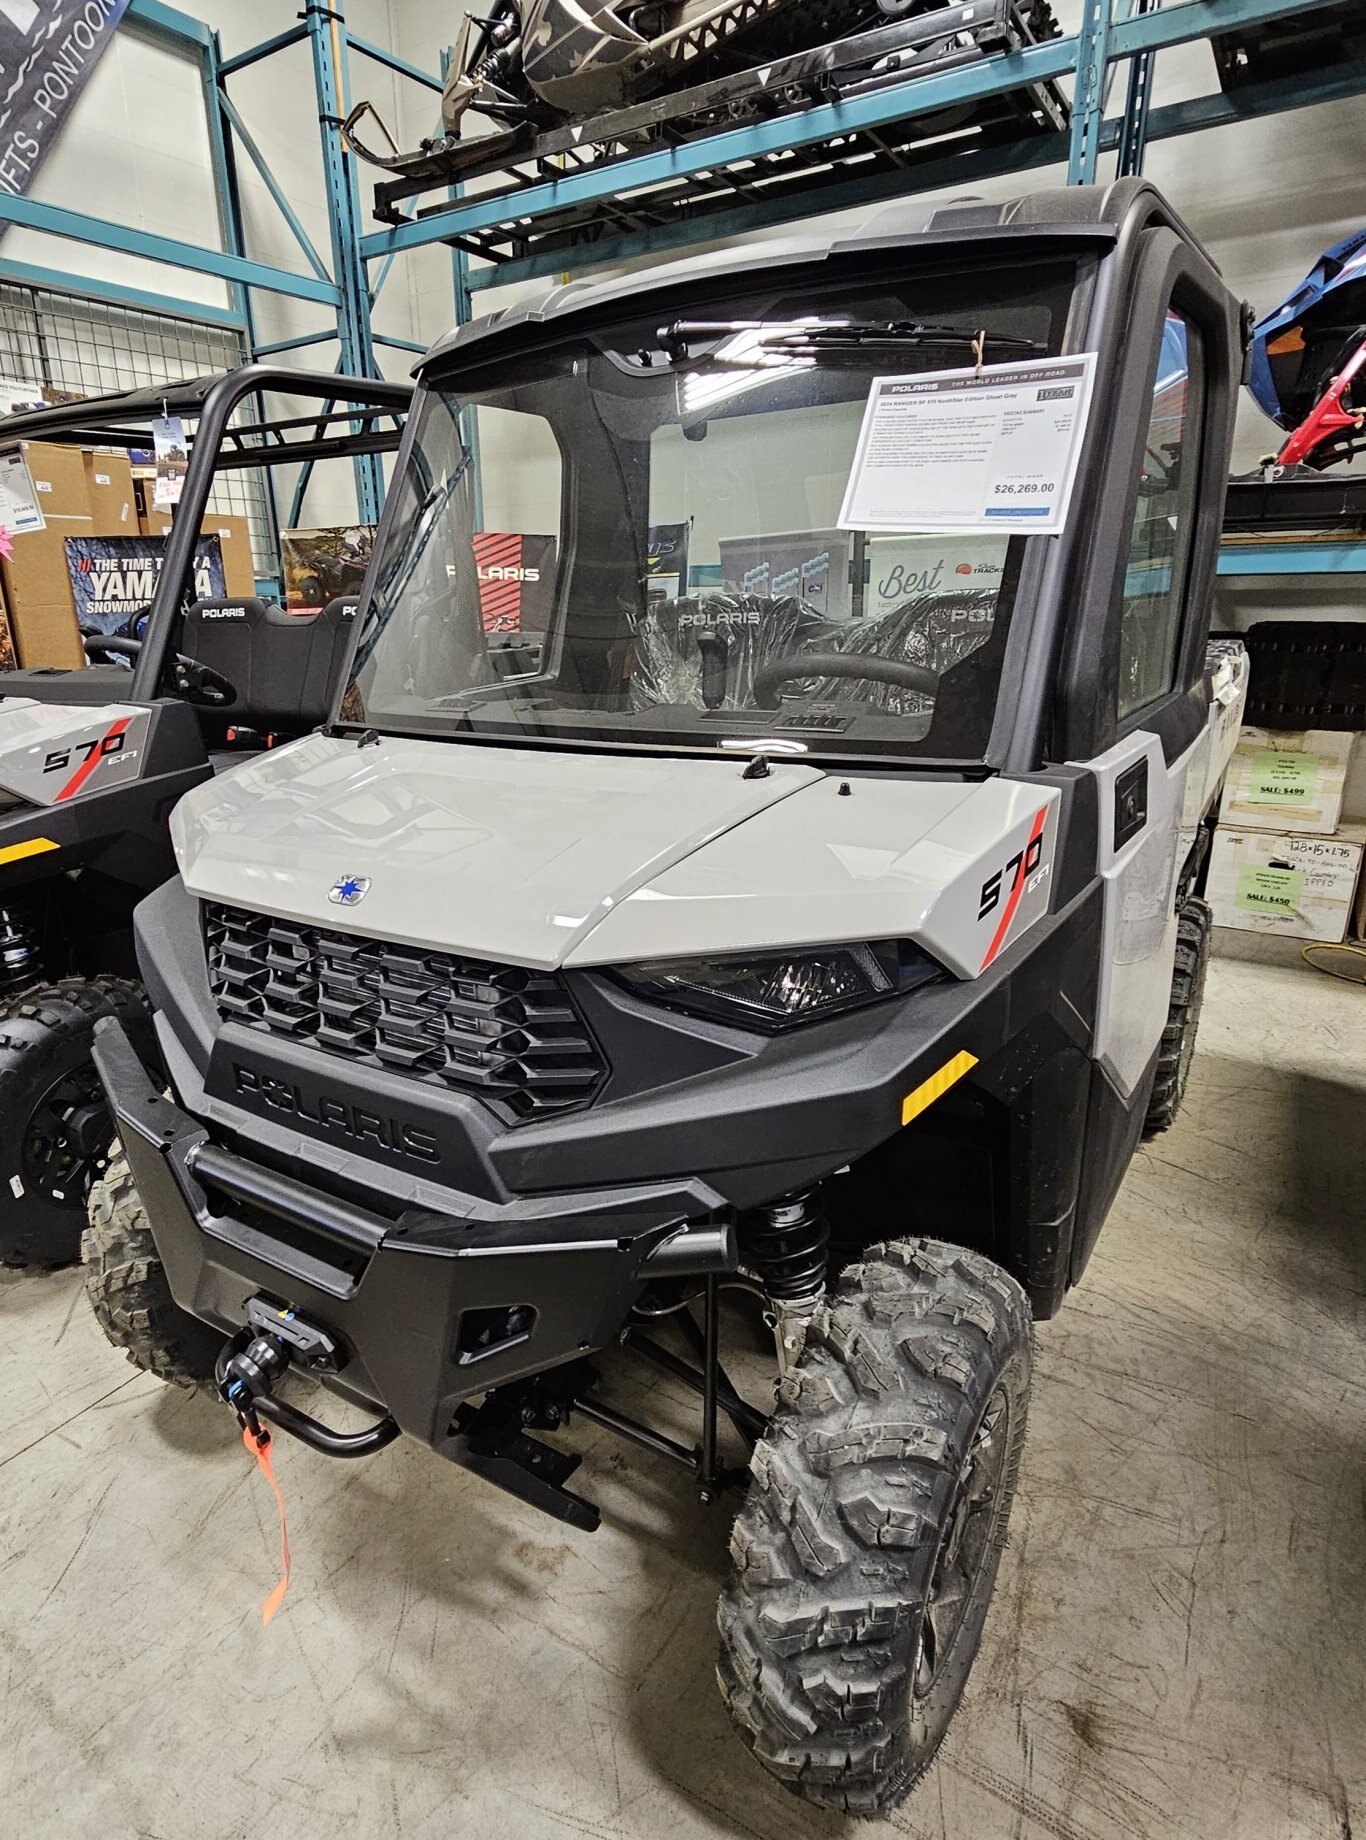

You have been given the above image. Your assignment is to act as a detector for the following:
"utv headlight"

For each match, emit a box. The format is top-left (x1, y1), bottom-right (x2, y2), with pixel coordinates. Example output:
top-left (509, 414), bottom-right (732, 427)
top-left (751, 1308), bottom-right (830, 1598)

top-left (612, 940), bottom-right (941, 1032)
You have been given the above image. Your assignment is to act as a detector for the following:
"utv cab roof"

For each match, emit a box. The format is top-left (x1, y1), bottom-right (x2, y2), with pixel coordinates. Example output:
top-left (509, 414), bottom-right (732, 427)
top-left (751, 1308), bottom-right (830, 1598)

top-left (424, 177), bottom-right (1218, 372)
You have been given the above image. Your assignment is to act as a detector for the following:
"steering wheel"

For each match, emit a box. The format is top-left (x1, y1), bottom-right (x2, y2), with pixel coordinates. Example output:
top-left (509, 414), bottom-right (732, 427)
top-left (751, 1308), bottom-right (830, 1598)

top-left (82, 633), bottom-right (237, 708)
top-left (751, 651), bottom-right (940, 710)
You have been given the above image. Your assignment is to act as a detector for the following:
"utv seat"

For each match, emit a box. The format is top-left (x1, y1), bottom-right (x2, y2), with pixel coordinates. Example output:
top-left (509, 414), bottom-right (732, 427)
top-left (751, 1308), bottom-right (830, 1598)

top-left (181, 596), bottom-right (359, 737)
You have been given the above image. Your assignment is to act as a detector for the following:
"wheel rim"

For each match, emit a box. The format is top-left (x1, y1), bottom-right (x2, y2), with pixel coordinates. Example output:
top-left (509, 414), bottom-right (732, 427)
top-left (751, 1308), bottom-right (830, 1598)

top-left (912, 1384), bottom-right (1012, 1702)
top-left (21, 1063), bottom-right (109, 1208)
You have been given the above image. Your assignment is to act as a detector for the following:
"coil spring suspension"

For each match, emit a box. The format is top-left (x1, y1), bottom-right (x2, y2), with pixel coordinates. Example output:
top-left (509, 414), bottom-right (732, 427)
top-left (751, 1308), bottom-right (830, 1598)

top-left (0, 905), bottom-right (40, 995)
top-left (472, 41), bottom-right (523, 97)
top-left (744, 1192), bottom-right (829, 1378)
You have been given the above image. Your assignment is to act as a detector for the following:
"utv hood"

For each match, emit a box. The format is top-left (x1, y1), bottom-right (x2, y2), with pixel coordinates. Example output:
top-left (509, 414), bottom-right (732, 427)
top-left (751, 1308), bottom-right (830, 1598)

top-left (171, 733), bottom-right (1055, 978)
top-left (172, 733), bottom-right (821, 971)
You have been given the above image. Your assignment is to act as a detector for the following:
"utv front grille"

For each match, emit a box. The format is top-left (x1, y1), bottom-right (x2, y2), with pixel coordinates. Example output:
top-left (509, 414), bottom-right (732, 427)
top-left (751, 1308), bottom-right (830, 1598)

top-left (204, 903), bottom-right (606, 1121)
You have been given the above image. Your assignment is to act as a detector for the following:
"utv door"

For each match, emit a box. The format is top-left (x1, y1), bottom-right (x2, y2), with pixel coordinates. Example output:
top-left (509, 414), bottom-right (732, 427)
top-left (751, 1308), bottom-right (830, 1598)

top-left (1061, 226), bottom-right (1240, 1274)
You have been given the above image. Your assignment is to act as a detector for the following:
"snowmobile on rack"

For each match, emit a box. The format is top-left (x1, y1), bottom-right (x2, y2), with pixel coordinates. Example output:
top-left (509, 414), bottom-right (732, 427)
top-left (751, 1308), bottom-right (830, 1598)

top-left (85, 178), bottom-right (1246, 1815)
top-left (0, 368), bottom-right (408, 1268)
top-left (1211, 0), bottom-right (1364, 97)
top-left (1244, 225), bottom-right (1366, 473)
top-left (441, 0), bottom-right (1059, 130)
top-left (346, 0), bottom-right (1065, 208)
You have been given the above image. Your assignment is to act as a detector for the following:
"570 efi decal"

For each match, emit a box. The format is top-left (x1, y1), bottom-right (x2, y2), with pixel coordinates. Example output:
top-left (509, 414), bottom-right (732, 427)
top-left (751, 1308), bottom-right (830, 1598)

top-left (978, 806), bottom-right (1050, 971)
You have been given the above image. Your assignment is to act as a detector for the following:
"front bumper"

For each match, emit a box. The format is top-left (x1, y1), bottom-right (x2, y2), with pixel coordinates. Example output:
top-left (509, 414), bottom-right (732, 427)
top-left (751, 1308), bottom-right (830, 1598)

top-left (93, 1017), bottom-right (736, 1455)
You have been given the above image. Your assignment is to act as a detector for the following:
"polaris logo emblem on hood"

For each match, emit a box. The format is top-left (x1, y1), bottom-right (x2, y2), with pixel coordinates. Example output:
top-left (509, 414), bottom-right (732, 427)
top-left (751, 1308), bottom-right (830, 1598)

top-left (329, 874), bottom-right (370, 905)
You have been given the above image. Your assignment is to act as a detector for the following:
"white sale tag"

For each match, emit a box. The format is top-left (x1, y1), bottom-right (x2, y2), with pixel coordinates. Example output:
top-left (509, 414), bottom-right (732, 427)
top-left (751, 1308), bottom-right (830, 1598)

top-left (0, 449), bottom-right (44, 534)
top-left (153, 414), bottom-right (188, 509)
top-left (839, 353), bottom-right (1097, 536)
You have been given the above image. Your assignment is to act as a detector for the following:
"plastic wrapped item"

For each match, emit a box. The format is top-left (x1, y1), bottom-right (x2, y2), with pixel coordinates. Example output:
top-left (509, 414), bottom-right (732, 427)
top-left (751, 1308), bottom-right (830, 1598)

top-left (819, 589), bottom-right (999, 716)
top-left (629, 592), bottom-right (836, 710)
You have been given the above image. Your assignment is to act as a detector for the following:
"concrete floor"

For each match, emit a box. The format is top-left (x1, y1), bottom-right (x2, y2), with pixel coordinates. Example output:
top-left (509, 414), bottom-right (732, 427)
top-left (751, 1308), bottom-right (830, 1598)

top-left (2, 939), bottom-right (1364, 1840)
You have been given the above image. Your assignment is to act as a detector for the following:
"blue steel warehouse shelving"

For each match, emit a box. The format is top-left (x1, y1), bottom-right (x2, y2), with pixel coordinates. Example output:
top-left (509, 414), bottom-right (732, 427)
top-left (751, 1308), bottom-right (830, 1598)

top-left (0, 0), bottom-right (1359, 572)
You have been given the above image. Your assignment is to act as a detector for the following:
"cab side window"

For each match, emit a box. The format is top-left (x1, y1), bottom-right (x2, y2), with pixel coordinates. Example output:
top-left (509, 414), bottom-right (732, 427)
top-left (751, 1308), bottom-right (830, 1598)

top-left (1117, 310), bottom-right (1206, 717)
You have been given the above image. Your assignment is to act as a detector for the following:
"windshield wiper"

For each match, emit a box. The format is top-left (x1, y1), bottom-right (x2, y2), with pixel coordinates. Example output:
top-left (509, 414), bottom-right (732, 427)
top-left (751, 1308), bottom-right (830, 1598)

top-left (756, 322), bottom-right (1045, 358)
top-left (657, 319), bottom-right (1045, 363)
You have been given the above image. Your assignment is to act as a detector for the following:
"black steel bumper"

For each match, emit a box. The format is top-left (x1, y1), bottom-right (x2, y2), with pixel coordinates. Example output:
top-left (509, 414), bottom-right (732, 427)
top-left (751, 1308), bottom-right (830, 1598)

top-left (92, 1017), bottom-right (736, 1458)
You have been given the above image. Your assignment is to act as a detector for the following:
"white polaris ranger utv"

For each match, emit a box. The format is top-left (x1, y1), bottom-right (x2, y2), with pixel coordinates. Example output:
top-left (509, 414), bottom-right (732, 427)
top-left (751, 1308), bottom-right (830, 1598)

top-left (85, 178), bottom-right (1246, 1816)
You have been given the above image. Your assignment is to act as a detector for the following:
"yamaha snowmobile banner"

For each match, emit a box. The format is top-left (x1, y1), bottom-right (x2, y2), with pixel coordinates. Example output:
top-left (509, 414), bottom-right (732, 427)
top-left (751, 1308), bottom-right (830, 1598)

top-left (0, 2), bottom-right (130, 205)
top-left (65, 533), bottom-right (225, 634)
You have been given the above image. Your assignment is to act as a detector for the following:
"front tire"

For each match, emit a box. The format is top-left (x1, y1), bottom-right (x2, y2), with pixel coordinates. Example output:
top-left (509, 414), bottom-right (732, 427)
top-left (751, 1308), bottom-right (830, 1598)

top-left (1144, 895), bottom-right (1213, 1137)
top-left (0, 978), bottom-right (150, 1268)
top-left (718, 1239), bottom-right (1032, 1816)
top-left (83, 1150), bottom-right (220, 1388)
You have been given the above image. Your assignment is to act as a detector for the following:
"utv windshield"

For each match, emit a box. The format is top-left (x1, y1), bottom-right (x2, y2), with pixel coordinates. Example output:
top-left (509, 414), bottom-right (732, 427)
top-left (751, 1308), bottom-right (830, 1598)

top-left (344, 259), bottom-right (1078, 762)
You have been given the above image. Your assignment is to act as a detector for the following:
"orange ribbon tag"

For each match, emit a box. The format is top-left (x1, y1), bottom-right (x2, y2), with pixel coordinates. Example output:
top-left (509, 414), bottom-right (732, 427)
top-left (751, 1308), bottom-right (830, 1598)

top-left (243, 1424), bottom-right (292, 1626)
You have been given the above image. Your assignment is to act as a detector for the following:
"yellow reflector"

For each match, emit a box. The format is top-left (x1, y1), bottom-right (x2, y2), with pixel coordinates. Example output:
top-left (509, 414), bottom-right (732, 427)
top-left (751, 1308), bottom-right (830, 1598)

top-left (901, 1050), bottom-right (979, 1127)
top-left (0, 837), bottom-right (58, 868)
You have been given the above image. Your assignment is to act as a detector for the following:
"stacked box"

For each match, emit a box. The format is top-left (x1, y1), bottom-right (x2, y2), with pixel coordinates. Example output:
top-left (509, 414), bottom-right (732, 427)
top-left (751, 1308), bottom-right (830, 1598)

top-left (0, 441), bottom-right (94, 669)
top-left (1207, 825), bottom-right (1364, 942)
top-left (1218, 727), bottom-right (1353, 834)
top-left (1210, 727), bottom-right (1363, 942)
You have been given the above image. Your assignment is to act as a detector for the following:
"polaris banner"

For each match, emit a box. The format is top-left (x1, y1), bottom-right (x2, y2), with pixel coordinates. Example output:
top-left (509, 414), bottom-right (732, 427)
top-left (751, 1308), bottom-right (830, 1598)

top-left (65, 533), bottom-right (225, 634)
top-left (474, 532), bottom-right (556, 633)
top-left (0, 2), bottom-right (130, 203)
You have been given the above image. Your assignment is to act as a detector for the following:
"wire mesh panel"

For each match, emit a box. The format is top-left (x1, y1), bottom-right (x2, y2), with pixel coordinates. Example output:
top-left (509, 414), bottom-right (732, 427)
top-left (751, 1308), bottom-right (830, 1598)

top-left (0, 282), bottom-right (274, 578)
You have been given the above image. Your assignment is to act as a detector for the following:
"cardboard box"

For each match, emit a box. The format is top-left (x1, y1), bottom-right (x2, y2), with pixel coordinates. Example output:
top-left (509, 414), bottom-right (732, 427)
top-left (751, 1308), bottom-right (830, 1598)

top-left (18, 439), bottom-right (91, 520)
top-left (83, 451), bottom-right (136, 534)
top-left (1218, 727), bottom-right (1355, 836)
top-left (200, 514), bottom-right (255, 598)
top-left (1208, 823), bottom-right (1366, 943)
top-left (2, 514), bottom-right (93, 669)
top-left (0, 440), bottom-right (93, 668)
top-left (146, 509), bottom-right (256, 599)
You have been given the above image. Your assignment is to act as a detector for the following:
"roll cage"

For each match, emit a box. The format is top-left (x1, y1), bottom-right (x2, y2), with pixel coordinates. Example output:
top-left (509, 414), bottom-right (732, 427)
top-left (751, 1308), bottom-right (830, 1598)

top-left (0, 365), bottom-right (411, 696)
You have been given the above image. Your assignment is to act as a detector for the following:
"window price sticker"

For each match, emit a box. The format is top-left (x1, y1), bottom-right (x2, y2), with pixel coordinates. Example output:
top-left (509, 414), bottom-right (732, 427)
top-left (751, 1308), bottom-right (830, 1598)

top-left (839, 352), bottom-right (1097, 536)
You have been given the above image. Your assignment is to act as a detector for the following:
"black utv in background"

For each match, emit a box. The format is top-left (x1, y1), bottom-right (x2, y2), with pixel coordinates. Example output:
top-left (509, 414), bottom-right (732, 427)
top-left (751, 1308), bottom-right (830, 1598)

top-left (85, 179), bottom-right (1245, 1814)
